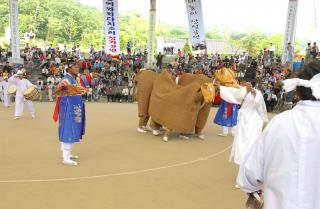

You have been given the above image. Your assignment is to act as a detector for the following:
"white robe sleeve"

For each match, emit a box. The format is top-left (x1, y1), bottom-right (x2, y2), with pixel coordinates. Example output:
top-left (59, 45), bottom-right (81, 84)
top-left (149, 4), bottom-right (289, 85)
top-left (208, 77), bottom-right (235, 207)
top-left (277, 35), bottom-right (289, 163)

top-left (236, 119), bottom-right (275, 193)
top-left (236, 134), bottom-right (265, 193)
top-left (26, 79), bottom-right (35, 88)
top-left (256, 91), bottom-right (269, 123)
top-left (8, 77), bottom-right (17, 86)
top-left (220, 86), bottom-right (247, 105)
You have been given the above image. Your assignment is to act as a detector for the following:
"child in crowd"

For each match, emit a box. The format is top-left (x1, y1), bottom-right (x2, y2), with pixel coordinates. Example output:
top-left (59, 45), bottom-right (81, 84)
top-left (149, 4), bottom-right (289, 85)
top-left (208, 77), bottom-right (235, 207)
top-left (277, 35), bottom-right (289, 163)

top-left (86, 86), bottom-right (92, 102)
top-left (47, 81), bottom-right (54, 102)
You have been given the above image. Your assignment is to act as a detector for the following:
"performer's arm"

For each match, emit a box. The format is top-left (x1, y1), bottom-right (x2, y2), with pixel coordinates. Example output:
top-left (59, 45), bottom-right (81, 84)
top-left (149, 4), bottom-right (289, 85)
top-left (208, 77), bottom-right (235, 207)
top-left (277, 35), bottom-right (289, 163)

top-left (26, 79), bottom-right (36, 88)
top-left (254, 91), bottom-right (269, 123)
top-left (56, 80), bottom-right (69, 92)
top-left (8, 76), bottom-right (16, 85)
top-left (219, 86), bottom-right (247, 105)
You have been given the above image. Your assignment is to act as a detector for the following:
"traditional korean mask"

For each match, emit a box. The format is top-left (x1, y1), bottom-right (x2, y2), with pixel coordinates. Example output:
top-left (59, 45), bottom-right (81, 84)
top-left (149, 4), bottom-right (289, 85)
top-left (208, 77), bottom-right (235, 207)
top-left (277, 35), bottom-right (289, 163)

top-left (201, 83), bottom-right (215, 103)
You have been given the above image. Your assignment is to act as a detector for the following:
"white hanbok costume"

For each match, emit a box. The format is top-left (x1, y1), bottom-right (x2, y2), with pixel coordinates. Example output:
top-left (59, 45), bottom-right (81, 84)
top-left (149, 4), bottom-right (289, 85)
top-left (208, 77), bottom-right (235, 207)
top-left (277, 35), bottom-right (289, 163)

top-left (219, 86), bottom-right (268, 164)
top-left (0, 78), bottom-right (4, 102)
top-left (10, 75), bottom-right (35, 118)
top-left (237, 74), bottom-right (320, 209)
top-left (1, 79), bottom-right (10, 107)
top-left (237, 101), bottom-right (320, 209)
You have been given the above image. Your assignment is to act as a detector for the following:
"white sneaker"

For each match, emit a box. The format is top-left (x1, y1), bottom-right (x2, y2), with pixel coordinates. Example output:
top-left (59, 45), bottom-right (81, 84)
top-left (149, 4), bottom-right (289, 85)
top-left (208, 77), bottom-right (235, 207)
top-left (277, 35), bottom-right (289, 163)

top-left (144, 126), bottom-right (152, 132)
top-left (163, 136), bottom-right (169, 142)
top-left (31, 114), bottom-right (36, 119)
top-left (234, 184), bottom-right (240, 189)
top-left (218, 133), bottom-right (228, 137)
top-left (14, 116), bottom-right (20, 120)
top-left (70, 155), bottom-right (79, 160)
top-left (198, 134), bottom-right (205, 140)
top-left (179, 135), bottom-right (190, 140)
top-left (152, 130), bottom-right (160, 136)
top-left (137, 127), bottom-right (147, 133)
top-left (61, 155), bottom-right (79, 160)
top-left (62, 160), bottom-right (78, 166)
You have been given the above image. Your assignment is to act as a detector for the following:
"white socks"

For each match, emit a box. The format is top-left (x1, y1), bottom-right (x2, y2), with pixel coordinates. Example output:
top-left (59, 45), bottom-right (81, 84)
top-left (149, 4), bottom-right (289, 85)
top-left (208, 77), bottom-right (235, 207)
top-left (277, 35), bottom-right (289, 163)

top-left (62, 149), bottom-right (71, 161)
top-left (61, 142), bottom-right (74, 161)
top-left (222, 126), bottom-right (236, 136)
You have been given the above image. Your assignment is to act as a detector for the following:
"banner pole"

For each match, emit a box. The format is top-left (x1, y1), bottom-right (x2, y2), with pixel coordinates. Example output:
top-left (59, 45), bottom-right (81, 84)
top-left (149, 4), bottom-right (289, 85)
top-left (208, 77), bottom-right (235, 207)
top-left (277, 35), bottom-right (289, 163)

top-left (9, 0), bottom-right (22, 64)
top-left (102, 0), bottom-right (120, 54)
top-left (147, 0), bottom-right (157, 67)
top-left (185, 0), bottom-right (207, 52)
top-left (282, 0), bottom-right (299, 65)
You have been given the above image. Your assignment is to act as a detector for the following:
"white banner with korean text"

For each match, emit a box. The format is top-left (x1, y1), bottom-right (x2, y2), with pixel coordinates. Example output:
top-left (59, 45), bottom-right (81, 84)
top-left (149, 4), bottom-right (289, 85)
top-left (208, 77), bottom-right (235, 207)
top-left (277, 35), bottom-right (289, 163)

top-left (185, 0), bottom-right (207, 51)
top-left (9, 0), bottom-right (21, 64)
top-left (103, 0), bottom-right (120, 54)
top-left (282, 0), bottom-right (298, 64)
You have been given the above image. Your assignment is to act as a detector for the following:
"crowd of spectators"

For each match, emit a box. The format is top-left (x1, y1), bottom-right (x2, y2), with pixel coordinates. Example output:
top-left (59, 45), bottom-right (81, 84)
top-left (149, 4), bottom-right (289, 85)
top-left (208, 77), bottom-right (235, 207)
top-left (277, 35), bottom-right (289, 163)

top-left (0, 41), bottom-right (319, 111)
top-left (0, 43), bottom-right (147, 102)
top-left (158, 42), bottom-right (319, 112)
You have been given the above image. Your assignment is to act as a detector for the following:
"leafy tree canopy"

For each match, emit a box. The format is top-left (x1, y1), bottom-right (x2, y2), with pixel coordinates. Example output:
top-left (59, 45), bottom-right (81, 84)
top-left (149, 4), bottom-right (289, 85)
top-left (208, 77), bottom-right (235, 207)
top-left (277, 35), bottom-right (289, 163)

top-left (0, 0), bottom-right (306, 55)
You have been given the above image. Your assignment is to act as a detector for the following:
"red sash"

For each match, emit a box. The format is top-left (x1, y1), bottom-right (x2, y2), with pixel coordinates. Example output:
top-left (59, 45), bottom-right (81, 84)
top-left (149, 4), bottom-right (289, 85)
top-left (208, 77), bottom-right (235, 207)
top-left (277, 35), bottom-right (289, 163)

top-left (227, 103), bottom-right (232, 117)
top-left (53, 97), bottom-right (61, 122)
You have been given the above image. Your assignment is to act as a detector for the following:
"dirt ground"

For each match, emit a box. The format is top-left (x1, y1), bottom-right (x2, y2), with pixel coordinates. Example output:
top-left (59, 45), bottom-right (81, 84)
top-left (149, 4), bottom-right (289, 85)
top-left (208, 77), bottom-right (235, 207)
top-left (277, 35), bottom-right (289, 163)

top-left (0, 102), bottom-right (247, 209)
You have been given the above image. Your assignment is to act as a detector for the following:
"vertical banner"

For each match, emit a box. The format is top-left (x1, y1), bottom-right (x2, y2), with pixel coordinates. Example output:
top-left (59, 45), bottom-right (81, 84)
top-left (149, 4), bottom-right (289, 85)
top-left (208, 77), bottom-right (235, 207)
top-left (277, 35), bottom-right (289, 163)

top-left (185, 0), bottom-right (207, 51)
top-left (9, 0), bottom-right (21, 64)
top-left (147, 0), bottom-right (157, 66)
top-left (282, 0), bottom-right (298, 64)
top-left (102, 0), bottom-right (120, 54)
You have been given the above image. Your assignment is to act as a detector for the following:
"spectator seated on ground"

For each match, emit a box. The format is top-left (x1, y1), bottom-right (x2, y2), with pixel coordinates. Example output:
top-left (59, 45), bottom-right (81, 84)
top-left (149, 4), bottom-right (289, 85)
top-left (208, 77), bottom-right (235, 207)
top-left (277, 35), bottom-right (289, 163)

top-left (266, 90), bottom-right (278, 112)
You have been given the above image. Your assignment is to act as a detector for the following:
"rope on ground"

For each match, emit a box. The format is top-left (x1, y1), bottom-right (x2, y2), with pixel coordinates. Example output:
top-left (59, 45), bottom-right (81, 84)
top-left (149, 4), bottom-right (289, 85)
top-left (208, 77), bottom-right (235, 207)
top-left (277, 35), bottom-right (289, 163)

top-left (0, 145), bottom-right (231, 184)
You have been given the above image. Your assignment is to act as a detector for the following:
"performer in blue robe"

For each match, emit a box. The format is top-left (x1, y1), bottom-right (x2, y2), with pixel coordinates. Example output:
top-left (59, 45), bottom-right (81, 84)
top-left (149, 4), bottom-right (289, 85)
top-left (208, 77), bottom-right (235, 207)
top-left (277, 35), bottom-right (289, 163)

top-left (214, 99), bottom-right (238, 137)
top-left (53, 63), bottom-right (85, 166)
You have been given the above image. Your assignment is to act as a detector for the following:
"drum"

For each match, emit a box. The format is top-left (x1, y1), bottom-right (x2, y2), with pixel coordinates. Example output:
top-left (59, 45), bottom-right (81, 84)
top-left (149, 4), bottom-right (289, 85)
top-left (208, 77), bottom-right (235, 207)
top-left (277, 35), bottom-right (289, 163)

top-left (24, 86), bottom-right (40, 101)
top-left (8, 85), bottom-right (17, 94)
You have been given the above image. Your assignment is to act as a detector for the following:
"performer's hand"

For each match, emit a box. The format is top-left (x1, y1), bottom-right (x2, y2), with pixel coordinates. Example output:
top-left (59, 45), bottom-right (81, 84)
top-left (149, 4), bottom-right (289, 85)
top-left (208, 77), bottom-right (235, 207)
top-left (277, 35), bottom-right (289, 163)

top-left (214, 80), bottom-right (221, 88)
top-left (251, 89), bottom-right (257, 97)
top-left (245, 82), bottom-right (253, 92)
top-left (57, 82), bottom-right (68, 91)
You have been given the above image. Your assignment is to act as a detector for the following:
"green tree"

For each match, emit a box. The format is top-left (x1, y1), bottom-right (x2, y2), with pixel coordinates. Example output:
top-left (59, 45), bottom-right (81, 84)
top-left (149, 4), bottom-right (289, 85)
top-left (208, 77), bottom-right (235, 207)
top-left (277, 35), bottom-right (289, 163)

top-left (63, 17), bottom-right (78, 43)
top-left (0, 0), bottom-right (305, 54)
top-left (0, 0), bottom-right (9, 34)
top-left (229, 32), bottom-right (282, 56)
top-left (183, 39), bottom-right (192, 54)
top-left (46, 17), bottom-right (61, 43)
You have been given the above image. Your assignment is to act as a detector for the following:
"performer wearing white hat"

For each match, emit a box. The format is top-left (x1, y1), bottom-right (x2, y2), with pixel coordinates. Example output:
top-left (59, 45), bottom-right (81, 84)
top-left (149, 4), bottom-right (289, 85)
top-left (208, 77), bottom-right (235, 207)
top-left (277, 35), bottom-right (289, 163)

top-left (237, 61), bottom-right (320, 209)
top-left (0, 75), bottom-right (4, 103)
top-left (11, 70), bottom-right (36, 119)
top-left (1, 76), bottom-right (10, 107)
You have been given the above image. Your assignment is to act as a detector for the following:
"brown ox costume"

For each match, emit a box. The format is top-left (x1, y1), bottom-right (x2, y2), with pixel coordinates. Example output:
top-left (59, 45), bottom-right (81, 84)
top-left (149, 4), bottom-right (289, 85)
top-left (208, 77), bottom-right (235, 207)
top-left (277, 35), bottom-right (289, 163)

top-left (134, 69), bottom-right (158, 133)
top-left (176, 73), bottom-right (214, 138)
top-left (135, 69), bottom-right (215, 141)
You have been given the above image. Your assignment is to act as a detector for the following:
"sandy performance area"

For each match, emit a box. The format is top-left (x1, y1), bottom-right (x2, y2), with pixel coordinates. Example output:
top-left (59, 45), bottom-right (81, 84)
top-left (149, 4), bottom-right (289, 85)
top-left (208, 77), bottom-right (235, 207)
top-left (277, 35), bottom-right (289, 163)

top-left (0, 102), bottom-right (247, 209)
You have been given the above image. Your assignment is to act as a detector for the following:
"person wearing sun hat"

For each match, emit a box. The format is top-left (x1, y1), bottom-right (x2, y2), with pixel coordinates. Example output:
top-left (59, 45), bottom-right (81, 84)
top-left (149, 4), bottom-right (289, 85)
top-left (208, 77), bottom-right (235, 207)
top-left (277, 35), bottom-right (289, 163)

top-left (11, 69), bottom-right (36, 119)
